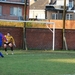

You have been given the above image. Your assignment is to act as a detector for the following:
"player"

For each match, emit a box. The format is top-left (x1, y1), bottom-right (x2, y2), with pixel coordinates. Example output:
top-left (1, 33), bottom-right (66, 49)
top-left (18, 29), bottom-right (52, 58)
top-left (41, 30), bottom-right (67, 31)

top-left (0, 32), bottom-right (6, 57)
top-left (3, 32), bottom-right (16, 55)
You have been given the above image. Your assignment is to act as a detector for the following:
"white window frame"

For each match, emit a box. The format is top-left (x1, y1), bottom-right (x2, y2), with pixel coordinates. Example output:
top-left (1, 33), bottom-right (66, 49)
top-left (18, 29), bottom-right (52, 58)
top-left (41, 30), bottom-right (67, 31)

top-left (10, 7), bottom-right (22, 17)
top-left (52, 13), bottom-right (57, 19)
top-left (52, 13), bottom-right (63, 20)
top-left (0, 6), bottom-right (2, 15)
top-left (68, 1), bottom-right (73, 10)
top-left (66, 14), bottom-right (73, 20)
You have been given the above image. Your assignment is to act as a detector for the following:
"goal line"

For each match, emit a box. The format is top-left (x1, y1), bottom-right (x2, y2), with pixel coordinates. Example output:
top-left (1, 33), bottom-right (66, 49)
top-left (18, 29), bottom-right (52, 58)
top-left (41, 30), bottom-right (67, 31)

top-left (0, 19), bottom-right (55, 50)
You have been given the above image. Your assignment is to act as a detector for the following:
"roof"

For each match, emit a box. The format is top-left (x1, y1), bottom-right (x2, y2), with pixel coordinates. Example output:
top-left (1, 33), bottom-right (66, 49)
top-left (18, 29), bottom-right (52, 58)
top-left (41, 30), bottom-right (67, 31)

top-left (30, 0), bottom-right (48, 10)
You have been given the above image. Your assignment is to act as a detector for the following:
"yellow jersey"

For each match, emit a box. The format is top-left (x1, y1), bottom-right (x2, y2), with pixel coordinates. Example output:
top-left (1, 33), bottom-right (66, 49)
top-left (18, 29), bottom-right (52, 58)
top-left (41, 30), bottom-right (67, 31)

top-left (4, 35), bottom-right (15, 44)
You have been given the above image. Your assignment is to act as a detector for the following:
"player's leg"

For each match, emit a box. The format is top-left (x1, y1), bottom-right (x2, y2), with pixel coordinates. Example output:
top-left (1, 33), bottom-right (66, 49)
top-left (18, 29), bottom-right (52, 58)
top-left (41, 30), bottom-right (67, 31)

top-left (0, 52), bottom-right (4, 57)
top-left (9, 43), bottom-right (14, 54)
top-left (3, 43), bottom-right (8, 55)
top-left (0, 42), bottom-right (4, 57)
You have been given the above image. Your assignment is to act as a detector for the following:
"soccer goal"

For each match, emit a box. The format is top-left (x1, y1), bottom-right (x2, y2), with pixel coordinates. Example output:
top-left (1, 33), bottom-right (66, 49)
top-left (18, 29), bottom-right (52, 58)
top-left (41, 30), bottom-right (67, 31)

top-left (0, 19), bottom-right (55, 50)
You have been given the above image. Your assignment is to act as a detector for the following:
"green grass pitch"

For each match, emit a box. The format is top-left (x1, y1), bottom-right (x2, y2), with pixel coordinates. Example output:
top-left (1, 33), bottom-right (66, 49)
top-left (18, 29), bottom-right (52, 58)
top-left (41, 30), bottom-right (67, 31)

top-left (0, 50), bottom-right (75, 75)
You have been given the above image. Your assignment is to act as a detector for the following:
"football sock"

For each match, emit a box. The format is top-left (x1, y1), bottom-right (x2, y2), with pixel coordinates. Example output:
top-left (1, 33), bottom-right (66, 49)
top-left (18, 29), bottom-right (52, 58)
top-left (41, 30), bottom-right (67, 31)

top-left (5, 48), bottom-right (7, 51)
top-left (0, 52), bottom-right (4, 57)
top-left (11, 47), bottom-right (13, 51)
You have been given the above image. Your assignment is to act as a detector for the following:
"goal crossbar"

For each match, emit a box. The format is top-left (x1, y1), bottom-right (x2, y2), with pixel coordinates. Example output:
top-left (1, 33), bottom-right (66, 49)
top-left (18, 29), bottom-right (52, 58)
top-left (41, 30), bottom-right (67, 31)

top-left (0, 19), bottom-right (55, 50)
top-left (0, 19), bottom-right (54, 24)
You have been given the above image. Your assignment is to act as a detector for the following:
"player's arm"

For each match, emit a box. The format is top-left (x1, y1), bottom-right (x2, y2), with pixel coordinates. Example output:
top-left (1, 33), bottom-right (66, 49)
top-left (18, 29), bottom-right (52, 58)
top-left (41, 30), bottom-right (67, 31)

top-left (2, 35), bottom-right (7, 42)
top-left (12, 36), bottom-right (16, 47)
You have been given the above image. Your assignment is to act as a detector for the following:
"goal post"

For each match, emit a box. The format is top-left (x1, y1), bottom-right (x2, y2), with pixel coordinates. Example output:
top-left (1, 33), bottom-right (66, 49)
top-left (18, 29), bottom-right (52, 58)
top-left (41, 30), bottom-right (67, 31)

top-left (0, 19), bottom-right (55, 50)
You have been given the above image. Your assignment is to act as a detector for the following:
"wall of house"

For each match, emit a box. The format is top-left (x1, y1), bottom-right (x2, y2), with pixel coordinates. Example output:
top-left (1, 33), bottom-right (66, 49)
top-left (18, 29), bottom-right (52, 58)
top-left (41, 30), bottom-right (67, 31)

top-left (47, 11), bottom-right (53, 19)
top-left (0, 0), bottom-right (30, 20)
top-left (0, 3), bottom-right (24, 20)
top-left (29, 10), bottom-right (45, 19)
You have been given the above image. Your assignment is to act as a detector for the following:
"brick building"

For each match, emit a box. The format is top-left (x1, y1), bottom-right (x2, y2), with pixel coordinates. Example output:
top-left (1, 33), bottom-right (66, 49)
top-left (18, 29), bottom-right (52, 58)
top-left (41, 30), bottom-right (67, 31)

top-left (0, 0), bottom-right (30, 20)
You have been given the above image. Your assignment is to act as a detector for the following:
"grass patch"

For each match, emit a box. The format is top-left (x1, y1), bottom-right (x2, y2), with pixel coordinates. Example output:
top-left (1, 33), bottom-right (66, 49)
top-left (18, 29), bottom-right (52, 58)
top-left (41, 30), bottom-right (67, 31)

top-left (0, 50), bottom-right (75, 75)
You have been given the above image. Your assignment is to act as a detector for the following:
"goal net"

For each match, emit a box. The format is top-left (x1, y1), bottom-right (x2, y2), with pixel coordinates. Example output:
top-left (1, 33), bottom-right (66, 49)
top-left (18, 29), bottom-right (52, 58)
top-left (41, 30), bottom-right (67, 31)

top-left (0, 19), bottom-right (55, 50)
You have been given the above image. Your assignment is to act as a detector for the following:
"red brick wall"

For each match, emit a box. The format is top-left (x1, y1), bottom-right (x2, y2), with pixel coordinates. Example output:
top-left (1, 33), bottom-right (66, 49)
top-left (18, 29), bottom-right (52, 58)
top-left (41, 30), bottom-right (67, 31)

top-left (26, 28), bottom-right (63, 50)
top-left (0, 27), bottom-right (23, 49)
top-left (65, 30), bottom-right (75, 50)
top-left (0, 27), bottom-right (75, 50)
top-left (27, 28), bottom-right (75, 50)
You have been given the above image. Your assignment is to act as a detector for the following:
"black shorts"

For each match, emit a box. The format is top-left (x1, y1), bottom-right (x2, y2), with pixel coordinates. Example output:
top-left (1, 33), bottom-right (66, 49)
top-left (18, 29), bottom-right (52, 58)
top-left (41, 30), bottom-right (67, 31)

top-left (4, 42), bottom-right (11, 45)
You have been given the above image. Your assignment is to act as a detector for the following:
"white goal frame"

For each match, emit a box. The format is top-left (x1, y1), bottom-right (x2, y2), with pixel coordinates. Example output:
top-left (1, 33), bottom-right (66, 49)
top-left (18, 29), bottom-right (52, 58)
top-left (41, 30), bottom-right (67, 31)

top-left (0, 19), bottom-right (55, 50)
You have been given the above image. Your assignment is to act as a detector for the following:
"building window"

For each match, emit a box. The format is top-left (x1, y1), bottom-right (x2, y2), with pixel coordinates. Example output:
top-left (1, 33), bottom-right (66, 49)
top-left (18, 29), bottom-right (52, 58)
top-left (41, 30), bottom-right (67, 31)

top-left (10, 7), bottom-right (22, 16)
top-left (0, 6), bottom-right (2, 15)
top-left (51, 13), bottom-right (63, 20)
top-left (0, 0), bottom-right (6, 1)
top-left (52, 13), bottom-right (57, 19)
top-left (66, 14), bottom-right (73, 20)
top-left (68, 1), bottom-right (73, 10)
top-left (58, 14), bottom-right (62, 19)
